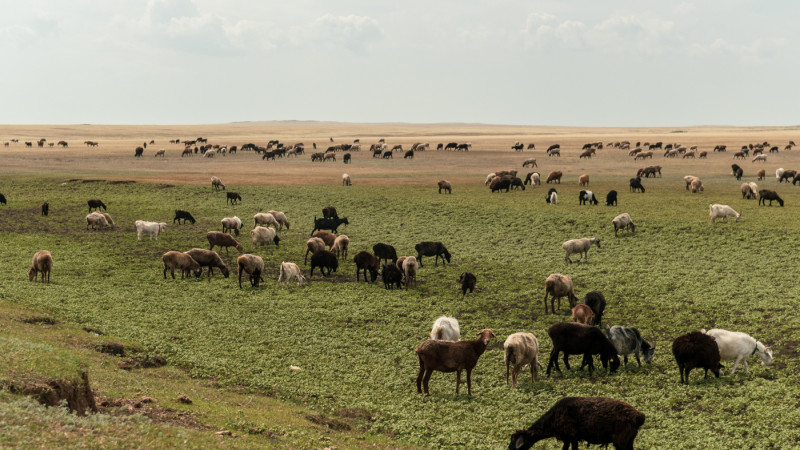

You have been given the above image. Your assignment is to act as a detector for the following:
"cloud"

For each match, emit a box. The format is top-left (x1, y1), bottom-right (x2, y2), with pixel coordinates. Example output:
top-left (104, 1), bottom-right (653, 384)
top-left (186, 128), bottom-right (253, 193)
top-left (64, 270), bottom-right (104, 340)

top-left (689, 37), bottom-right (787, 64)
top-left (305, 14), bottom-right (384, 51)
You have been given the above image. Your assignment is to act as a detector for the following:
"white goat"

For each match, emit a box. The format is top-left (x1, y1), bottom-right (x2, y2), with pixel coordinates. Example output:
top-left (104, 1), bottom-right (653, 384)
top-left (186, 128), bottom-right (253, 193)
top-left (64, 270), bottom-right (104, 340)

top-left (429, 316), bottom-right (460, 341)
top-left (277, 261), bottom-right (306, 287)
top-left (135, 220), bottom-right (167, 240)
top-left (562, 237), bottom-right (600, 264)
top-left (253, 212), bottom-right (279, 229)
top-left (702, 328), bottom-right (773, 374)
top-left (709, 204), bottom-right (741, 224)
top-left (503, 332), bottom-right (541, 388)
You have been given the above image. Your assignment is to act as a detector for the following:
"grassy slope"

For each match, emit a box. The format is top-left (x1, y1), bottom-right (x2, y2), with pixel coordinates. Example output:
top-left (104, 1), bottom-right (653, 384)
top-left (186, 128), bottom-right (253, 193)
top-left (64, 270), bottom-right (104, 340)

top-left (1, 174), bottom-right (800, 448)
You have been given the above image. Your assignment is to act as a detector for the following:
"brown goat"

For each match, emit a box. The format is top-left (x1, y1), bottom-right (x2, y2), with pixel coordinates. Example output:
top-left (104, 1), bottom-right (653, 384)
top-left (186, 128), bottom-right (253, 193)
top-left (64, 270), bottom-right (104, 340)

top-left (543, 273), bottom-right (579, 314)
top-left (415, 329), bottom-right (496, 395)
top-left (571, 304), bottom-right (595, 325)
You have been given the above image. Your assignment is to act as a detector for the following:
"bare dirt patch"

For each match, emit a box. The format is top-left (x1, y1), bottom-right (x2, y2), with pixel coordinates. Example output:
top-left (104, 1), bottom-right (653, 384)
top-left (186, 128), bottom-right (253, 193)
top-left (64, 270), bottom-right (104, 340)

top-left (3, 370), bottom-right (97, 416)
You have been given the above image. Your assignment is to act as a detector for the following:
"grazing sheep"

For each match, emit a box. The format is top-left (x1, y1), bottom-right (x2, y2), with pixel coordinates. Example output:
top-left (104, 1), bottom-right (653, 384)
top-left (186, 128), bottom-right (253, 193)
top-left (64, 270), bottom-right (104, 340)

top-left (27, 250), bottom-right (53, 284)
top-left (545, 188), bottom-right (557, 204)
top-left (221, 216), bottom-right (243, 235)
top-left (672, 331), bottom-right (722, 384)
top-left (584, 291), bottom-right (606, 326)
top-left (414, 241), bottom-right (451, 267)
top-left (571, 304), bottom-right (594, 325)
top-left (629, 176), bottom-right (645, 193)
top-left (253, 213), bottom-right (280, 229)
top-left (689, 178), bottom-right (704, 193)
top-left (523, 172), bottom-right (540, 186)
top-left (702, 328), bottom-right (773, 374)
top-left (415, 329), bottom-right (496, 395)
top-left (322, 206), bottom-right (338, 219)
top-left (0, 193), bottom-right (6, 205)
top-left (522, 158), bottom-right (537, 168)
top-left (162, 251), bottom-right (201, 279)
top-left (562, 237), bottom-right (600, 264)
top-left (578, 173), bottom-right (589, 186)
top-left (543, 273), bottom-right (579, 314)
top-left (779, 169), bottom-right (797, 183)
top-left (546, 170), bottom-right (562, 184)
top-left (41, 202), bottom-right (49, 216)
top-left (173, 210), bottom-right (195, 224)
top-left (776, 168), bottom-right (785, 180)
top-left (752, 154), bottom-right (767, 162)
top-left (611, 213), bottom-right (635, 237)
top-left (353, 251), bottom-right (379, 282)
top-left (730, 164), bottom-right (744, 180)
top-left (85, 212), bottom-right (110, 230)
top-left (546, 322), bottom-right (620, 375)
top-left (606, 325), bottom-right (655, 367)
top-left (504, 332), bottom-right (540, 388)
top-left (184, 248), bottom-right (229, 278)
top-left (277, 261), bottom-right (306, 287)
top-left (310, 250), bottom-right (338, 277)
top-left (250, 226), bottom-right (280, 248)
top-left (87, 199), bottom-right (107, 212)
top-left (430, 316), bottom-right (460, 341)
top-left (437, 180), bottom-right (452, 194)
top-left (741, 183), bottom-right (757, 199)
top-left (757, 168), bottom-right (765, 180)
top-left (312, 230), bottom-right (336, 249)
top-left (578, 190), bottom-right (598, 205)
top-left (709, 204), bottom-right (741, 224)
top-left (226, 192), bottom-right (242, 205)
top-left (403, 256), bottom-right (419, 289)
top-left (342, 173), bottom-right (351, 186)
top-left (458, 272), bottom-right (476, 297)
top-left (508, 397), bottom-right (645, 450)
top-left (304, 237), bottom-right (326, 265)
top-left (381, 263), bottom-right (403, 289)
top-left (373, 243), bottom-right (398, 264)
top-left (748, 182), bottom-right (759, 198)
top-left (343, 153), bottom-right (351, 164)
top-left (758, 190), bottom-right (784, 206)
top-left (206, 231), bottom-right (244, 254)
top-left (331, 234), bottom-right (349, 258)
top-left (484, 173), bottom-right (496, 186)
top-left (490, 177), bottom-right (511, 192)
top-left (135, 220), bottom-right (167, 240)
top-left (237, 254), bottom-right (265, 288)
top-left (211, 176), bottom-right (225, 191)
top-left (266, 210), bottom-right (290, 231)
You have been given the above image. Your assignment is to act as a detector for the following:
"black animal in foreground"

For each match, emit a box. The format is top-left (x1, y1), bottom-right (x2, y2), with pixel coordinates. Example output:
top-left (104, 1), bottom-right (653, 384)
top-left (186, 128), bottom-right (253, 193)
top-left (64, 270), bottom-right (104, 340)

top-left (87, 199), bottom-right (106, 212)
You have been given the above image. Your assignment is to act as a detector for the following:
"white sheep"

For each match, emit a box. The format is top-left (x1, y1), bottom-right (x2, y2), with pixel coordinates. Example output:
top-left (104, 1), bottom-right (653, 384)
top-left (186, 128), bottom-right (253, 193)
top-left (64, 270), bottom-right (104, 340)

top-left (267, 210), bottom-right (291, 231)
top-left (503, 332), bottom-right (541, 388)
top-left (253, 212), bottom-right (279, 229)
top-left (752, 154), bottom-right (767, 162)
top-left (221, 216), bottom-right (243, 235)
top-left (342, 173), bottom-right (352, 186)
top-left (211, 176), bottom-right (225, 191)
top-left (549, 191), bottom-right (558, 204)
top-left (429, 316), bottom-right (460, 341)
top-left (776, 168), bottom-right (785, 180)
top-left (86, 212), bottom-right (109, 230)
top-left (250, 226), bottom-right (280, 248)
top-left (702, 328), bottom-right (773, 374)
top-left (709, 204), bottom-right (741, 224)
top-left (684, 175), bottom-right (700, 190)
top-left (532, 173), bottom-right (541, 186)
top-left (331, 234), bottom-right (349, 259)
top-left (485, 172), bottom-right (496, 186)
top-left (204, 150), bottom-right (215, 158)
top-left (611, 213), bottom-right (635, 237)
top-left (277, 261), bottom-right (306, 287)
top-left (562, 237), bottom-right (600, 264)
top-left (403, 255), bottom-right (418, 289)
top-left (135, 220), bottom-right (167, 240)
top-left (748, 182), bottom-right (758, 199)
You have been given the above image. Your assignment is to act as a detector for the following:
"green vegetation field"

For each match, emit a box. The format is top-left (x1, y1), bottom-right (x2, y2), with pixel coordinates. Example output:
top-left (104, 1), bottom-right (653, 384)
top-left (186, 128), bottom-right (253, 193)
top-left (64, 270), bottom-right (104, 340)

top-left (2, 167), bottom-right (800, 448)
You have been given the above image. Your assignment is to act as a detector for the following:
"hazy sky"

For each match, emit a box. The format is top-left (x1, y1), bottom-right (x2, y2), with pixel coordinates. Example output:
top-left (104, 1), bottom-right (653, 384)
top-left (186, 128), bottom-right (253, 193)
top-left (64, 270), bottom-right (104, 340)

top-left (2, 0), bottom-right (798, 126)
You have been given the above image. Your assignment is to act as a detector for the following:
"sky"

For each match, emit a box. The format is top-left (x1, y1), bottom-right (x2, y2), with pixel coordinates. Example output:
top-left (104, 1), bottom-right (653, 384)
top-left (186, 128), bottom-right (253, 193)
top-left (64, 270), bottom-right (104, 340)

top-left (2, 0), bottom-right (798, 126)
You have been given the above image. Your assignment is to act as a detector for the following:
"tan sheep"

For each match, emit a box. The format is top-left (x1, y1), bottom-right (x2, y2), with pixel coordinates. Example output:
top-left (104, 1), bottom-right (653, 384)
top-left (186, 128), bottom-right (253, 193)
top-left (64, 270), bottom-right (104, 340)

top-left (503, 332), bottom-right (541, 388)
top-left (162, 251), bottom-right (201, 279)
top-left (206, 231), bottom-right (244, 254)
top-left (267, 210), bottom-right (291, 231)
top-left (253, 213), bottom-right (279, 229)
top-left (562, 237), bottom-right (600, 264)
top-left (331, 235), bottom-right (350, 259)
top-left (578, 173), bottom-right (589, 187)
top-left (571, 304), bottom-right (595, 325)
top-left (237, 254), bottom-right (264, 288)
top-left (543, 273), bottom-right (579, 314)
top-left (28, 250), bottom-right (53, 283)
top-left (86, 212), bottom-right (109, 230)
top-left (304, 237), bottom-right (326, 264)
top-left (312, 230), bottom-right (336, 248)
top-left (611, 213), bottom-right (635, 237)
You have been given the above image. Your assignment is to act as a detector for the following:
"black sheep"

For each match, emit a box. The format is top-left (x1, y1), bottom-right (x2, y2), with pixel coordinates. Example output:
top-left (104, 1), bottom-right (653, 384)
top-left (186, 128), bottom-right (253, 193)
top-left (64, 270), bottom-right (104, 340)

top-left (508, 397), bottom-right (645, 450)
top-left (226, 192), bottom-right (242, 205)
top-left (87, 199), bottom-right (106, 212)
top-left (134, 147), bottom-right (143, 157)
top-left (605, 190), bottom-right (617, 206)
top-left (546, 322), bottom-right (620, 376)
top-left (381, 263), bottom-right (403, 289)
top-left (373, 243), bottom-right (398, 264)
top-left (758, 190), bottom-right (784, 206)
top-left (490, 177), bottom-right (512, 192)
top-left (173, 210), bottom-right (196, 224)
top-left (343, 153), bottom-right (351, 164)
top-left (672, 331), bottom-right (721, 385)
top-left (353, 251), bottom-right (379, 283)
top-left (0, 193), bottom-right (6, 205)
top-left (583, 291), bottom-right (606, 326)
top-left (731, 164), bottom-right (743, 180)
top-left (309, 250), bottom-right (338, 277)
top-left (510, 177), bottom-right (525, 190)
top-left (458, 272), bottom-right (476, 297)
top-left (629, 177), bottom-right (645, 193)
top-left (41, 202), bottom-right (49, 216)
top-left (414, 241), bottom-right (451, 267)
top-left (322, 206), bottom-right (338, 219)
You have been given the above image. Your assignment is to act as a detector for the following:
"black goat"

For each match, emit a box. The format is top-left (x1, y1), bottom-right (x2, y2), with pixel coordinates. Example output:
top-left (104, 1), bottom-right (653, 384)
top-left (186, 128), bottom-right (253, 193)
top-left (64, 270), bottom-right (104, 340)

top-left (173, 210), bottom-right (196, 224)
top-left (381, 263), bottom-right (403, 289)
top-left (226, 192), bottom-right (242, 205)
top-left (629, 177), bottom-right (645, 193)
top-left (583, 291), bottom-right (606, 326)
top-left (758, 190), bottom-right (784, 206)
top-left (87, 199), bottom-right (106, 212)
top-left (353, 251), bottom-right (379, 283)
top-left (312, 216), bottom-right (349, 234)
top-left (415, 241), bottom-right (451, 267)
top-left (672, 331), bottom-right (721, 385)
top-left (546, 322), bottom-right (620, 376)
top-left (508, 397), bottom-right (645, 450)
top-left (309, 250), bottom-right (338, 277)
top-left (373, 243), bottom-right (398, 264)
top-left (41, 202), bottom-right (49, 216)
top-left (458, 272), bottom-right (476, 297)
top-left (605, 190), bottom-right (617, 206)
